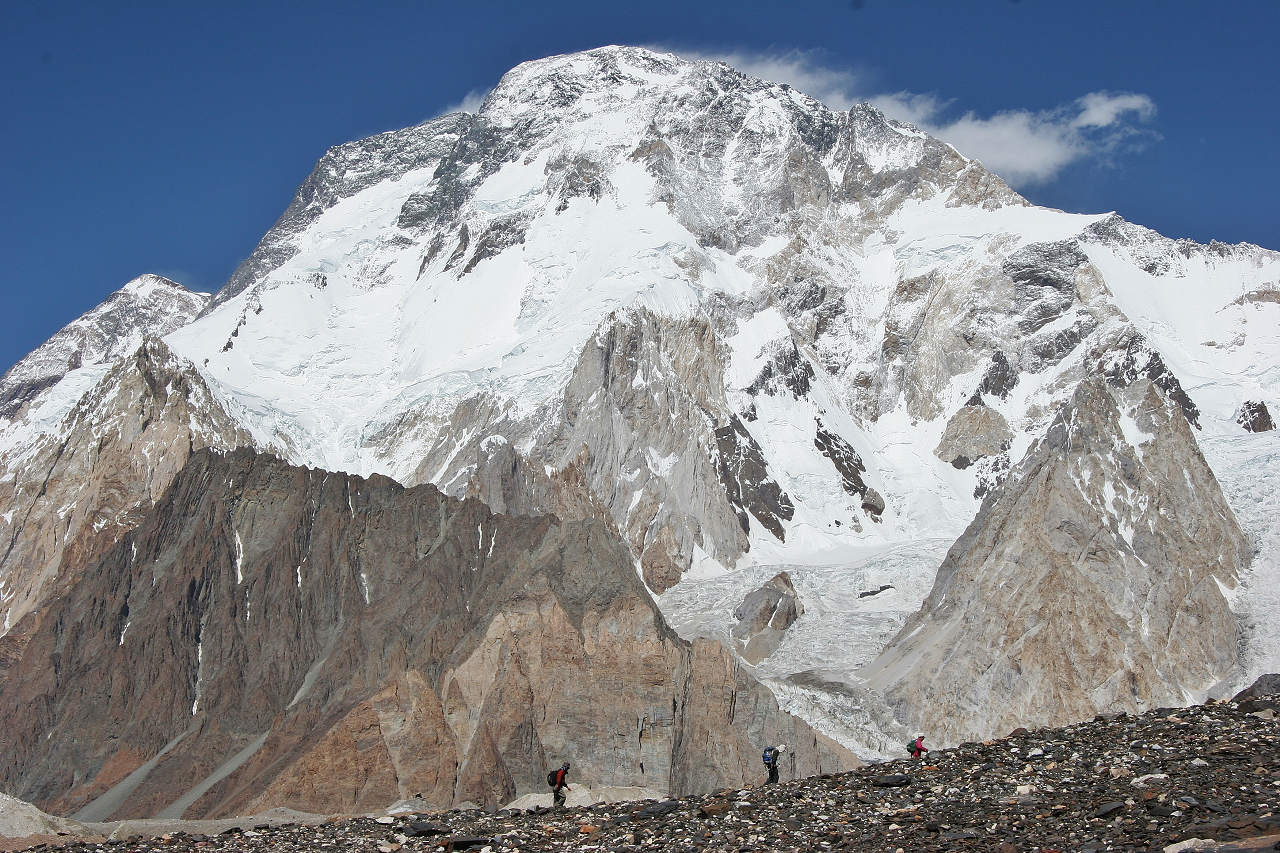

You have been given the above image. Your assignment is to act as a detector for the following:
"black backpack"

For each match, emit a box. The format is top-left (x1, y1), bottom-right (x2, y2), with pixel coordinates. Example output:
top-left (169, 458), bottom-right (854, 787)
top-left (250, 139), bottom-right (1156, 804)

top-left (547, 770), bottom-right (558, 787)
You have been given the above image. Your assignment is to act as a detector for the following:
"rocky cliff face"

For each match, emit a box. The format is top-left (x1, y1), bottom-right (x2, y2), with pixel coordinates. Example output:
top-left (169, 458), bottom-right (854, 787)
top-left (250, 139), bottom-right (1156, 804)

top-left (443, 309), bottom-right (756, 594)
top-left (864, 374), bottom-right (1248, 745)
top-left (0, 340), bottom-right (254, 644)
top-left (0, 449), bottom-right (852, 819)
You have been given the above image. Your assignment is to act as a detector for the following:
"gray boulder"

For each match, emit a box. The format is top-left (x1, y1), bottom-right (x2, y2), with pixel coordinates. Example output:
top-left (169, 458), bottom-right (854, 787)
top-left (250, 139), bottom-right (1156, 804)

top-left (934, 403), bottom-right (1014, 469)
top-left (731, 572), bottom-right (804, 665)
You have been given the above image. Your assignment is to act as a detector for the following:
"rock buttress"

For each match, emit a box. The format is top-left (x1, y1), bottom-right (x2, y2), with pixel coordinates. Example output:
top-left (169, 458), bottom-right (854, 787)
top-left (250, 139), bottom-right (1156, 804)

top-left (0, 448), bottom-right (854, 819)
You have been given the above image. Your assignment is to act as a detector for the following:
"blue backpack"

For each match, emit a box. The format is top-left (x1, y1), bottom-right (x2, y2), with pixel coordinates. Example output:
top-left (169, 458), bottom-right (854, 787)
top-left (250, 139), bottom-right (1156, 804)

top-left (762, 747), bottom-right (778, 767)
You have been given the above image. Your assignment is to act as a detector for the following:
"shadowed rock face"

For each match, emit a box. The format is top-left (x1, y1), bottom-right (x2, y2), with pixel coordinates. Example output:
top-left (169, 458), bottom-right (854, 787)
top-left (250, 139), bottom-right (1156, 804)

top-left (864, 377), bottom-right (1248, 745)
top-left (814, 423), bottom-right (883, 520)
top-left (1233, 673), bottom-right (1280, 701)
top-left (976, 350), bottom-right (1018, 401)
top-left (715, 416), bottom-right (794, 542)
top-left (0, 449), bottom-right (852, 820)
top-left (745, 341), bottom-right (814, 398)
top-left (1002, 240), bottom-right (1087, 335)
top-left (1100, 332), bottom-right (1201, 428)
top-left (1237, 400), bottom-right (1274, 432)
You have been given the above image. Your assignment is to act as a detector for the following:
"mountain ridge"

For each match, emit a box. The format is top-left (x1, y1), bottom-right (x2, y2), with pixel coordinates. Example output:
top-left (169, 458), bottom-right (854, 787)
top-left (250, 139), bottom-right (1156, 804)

top-left (0, 46), bottom-right (1275, 802)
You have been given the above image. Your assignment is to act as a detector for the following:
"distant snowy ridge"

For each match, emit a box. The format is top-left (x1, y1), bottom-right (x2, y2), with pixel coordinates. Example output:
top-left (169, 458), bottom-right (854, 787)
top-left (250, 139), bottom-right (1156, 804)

top-left (0, 274), bottom-right (208, 423)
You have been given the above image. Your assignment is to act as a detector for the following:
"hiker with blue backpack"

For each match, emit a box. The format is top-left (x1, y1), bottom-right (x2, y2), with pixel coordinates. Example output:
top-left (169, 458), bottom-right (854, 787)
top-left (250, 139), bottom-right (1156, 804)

top-left (762, 744), bottom-right (784, 784)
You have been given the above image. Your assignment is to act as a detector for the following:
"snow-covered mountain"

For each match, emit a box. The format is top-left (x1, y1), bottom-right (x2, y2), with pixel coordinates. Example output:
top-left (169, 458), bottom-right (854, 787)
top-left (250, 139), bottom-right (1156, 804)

top-left (1, 46), bottom-right (1277, 804)
top-left (0, 274), bottom-right (208, 423)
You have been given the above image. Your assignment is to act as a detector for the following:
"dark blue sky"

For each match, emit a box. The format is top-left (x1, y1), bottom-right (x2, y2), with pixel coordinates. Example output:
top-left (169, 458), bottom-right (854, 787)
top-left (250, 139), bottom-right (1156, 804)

top-left (3, 0), bottom-right (1278, 372)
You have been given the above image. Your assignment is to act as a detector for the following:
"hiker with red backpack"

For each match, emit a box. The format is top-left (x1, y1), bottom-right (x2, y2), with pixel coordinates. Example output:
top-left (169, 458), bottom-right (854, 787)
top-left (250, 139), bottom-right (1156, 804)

top-left (548, 761), bottom-right (571, 808)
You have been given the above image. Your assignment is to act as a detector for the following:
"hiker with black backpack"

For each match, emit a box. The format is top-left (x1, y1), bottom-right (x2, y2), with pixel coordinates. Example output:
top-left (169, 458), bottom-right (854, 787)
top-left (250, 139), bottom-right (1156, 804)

top-left (548, 761), bottom-right (571, 808)
top-left (762, 744), bottom-right (783, 784)
top-left (908, 735), bottom-right (928, 759)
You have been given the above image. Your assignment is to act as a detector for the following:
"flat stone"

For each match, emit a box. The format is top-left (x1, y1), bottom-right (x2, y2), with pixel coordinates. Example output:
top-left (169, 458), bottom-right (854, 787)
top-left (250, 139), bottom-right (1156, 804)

top-left (404, 821), bottom-right (447, 837)
top-left (870, 774), bottom-right (913, 787)
top-left (1163, 839), bottom-right (1216, 852)
top-left (638, 800), bottom-right (682, 818)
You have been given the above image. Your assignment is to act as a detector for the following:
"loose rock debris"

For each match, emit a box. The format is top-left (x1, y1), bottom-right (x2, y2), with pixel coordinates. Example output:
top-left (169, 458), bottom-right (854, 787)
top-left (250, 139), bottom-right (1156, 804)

top-left (11, 694), bottom-right (1278, 852)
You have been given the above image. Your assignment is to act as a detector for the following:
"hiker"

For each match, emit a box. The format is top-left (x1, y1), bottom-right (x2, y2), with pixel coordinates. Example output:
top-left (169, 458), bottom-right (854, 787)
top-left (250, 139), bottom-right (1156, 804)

top-left (548, 761), bottom-right (571, 808)
top-left (909, 735), bottom-right (928, 759)
top-left (762, 744), bottom-right (782, 784)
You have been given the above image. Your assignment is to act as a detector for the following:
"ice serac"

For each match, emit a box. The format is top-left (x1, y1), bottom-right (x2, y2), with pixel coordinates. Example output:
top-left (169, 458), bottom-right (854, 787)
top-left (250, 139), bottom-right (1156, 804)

top-left (0, 275), bottom-right (207, 421)
top-left (864, 374), bottom-right (1249, 745)
top-left (0, 448), bottom-right (853, 819)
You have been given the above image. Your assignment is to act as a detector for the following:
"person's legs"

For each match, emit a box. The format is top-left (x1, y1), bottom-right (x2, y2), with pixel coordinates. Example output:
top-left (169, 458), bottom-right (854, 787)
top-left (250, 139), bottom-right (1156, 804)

top-left (553, 788), bottom-right (566, 809)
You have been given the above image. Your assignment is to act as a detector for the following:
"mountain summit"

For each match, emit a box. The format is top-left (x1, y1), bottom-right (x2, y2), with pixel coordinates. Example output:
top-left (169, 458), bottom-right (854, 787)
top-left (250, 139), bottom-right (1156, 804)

top-left (0, 46), bottom-right (1276, 818)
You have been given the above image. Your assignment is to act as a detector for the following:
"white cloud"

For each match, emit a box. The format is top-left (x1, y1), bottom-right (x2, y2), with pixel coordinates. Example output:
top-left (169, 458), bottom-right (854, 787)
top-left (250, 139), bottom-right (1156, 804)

top-left (925, 109), bottom-right (1082, 185)
top-left (1072, 91), bottom-right (1156, 129)
top-left (887, 92), bottom-right (1159, 186)
top-left (658, 47), bottom-right (1158, 188)
top-left (436, 88), bottom-right (490, 117)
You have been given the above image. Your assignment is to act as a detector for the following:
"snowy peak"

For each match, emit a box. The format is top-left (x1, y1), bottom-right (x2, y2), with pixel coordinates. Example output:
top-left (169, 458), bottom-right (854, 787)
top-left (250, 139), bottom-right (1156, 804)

top-left (213, 112), bottom-right (471, 306)
top-left (481, 46), bottom-right (694, 123)
top-left (392, 44), bottom-right (1023, 250)
top-left (0, 274), bottom-right (209, 421)
top-left (165, 45), bottom-right (1031, 482)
